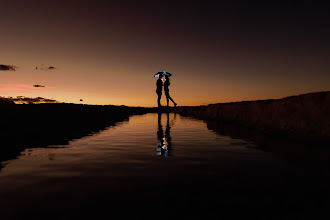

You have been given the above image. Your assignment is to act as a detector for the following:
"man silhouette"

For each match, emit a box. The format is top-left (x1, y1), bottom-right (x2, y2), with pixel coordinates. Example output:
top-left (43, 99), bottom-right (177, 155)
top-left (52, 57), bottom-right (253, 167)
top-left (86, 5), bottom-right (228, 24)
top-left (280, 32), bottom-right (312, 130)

top-left (156, 74), bottom-right (164, 107)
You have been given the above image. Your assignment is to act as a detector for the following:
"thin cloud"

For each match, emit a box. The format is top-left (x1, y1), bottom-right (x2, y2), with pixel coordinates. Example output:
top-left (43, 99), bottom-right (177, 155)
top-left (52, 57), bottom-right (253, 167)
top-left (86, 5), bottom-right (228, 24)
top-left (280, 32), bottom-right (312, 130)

top-left (0, 64), bottom-right (16, 71)
top-left (0, 96), bottom-right (58, 104)
top-left (35, 65), bottom-right (56, 71)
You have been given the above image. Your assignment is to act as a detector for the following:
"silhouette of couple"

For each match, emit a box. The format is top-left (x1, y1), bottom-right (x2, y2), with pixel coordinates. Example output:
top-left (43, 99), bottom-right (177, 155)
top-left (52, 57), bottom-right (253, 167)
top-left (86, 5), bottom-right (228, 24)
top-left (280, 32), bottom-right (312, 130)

top-left (156, 74), bottom-right (177, 108)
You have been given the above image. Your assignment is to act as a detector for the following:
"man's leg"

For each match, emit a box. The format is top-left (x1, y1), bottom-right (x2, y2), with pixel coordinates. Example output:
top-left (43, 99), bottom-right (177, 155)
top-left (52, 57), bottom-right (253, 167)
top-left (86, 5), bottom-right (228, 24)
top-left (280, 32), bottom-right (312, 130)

top-left (157, 92), bottom-right (162, 107)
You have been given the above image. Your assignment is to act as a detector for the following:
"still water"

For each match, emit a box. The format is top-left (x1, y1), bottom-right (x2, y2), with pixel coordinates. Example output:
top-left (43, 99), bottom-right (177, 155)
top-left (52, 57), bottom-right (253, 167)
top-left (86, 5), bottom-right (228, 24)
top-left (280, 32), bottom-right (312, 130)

top-left (0, 113), bottom-right (329, 218)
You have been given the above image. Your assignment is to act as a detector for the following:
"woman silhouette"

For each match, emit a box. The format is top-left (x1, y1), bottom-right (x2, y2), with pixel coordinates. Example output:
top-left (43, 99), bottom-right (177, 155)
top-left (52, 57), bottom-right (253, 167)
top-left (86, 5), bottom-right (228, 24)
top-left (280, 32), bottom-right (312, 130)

top-left (163, 75), bottom-right (177, 107)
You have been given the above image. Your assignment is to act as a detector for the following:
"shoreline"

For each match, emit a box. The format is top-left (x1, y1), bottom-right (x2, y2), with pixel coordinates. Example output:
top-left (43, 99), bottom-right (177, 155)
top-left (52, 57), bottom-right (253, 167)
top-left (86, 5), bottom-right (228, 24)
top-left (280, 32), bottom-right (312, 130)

top-left (1, 91), bottom-right (329, 149)
top-left (175, 91), bottom-right (330, 144)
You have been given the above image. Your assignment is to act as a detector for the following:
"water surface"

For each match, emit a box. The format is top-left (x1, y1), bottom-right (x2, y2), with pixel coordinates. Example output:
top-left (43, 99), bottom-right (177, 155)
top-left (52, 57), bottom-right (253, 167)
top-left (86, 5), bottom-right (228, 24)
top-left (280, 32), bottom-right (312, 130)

top-left (0, 113), bottom-right (329, 218)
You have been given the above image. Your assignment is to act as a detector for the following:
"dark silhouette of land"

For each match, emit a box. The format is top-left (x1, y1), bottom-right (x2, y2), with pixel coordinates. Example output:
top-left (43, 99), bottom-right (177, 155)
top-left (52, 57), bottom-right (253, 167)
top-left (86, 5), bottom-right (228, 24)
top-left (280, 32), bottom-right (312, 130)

top-left (176, 91), bottom-right (330, 144)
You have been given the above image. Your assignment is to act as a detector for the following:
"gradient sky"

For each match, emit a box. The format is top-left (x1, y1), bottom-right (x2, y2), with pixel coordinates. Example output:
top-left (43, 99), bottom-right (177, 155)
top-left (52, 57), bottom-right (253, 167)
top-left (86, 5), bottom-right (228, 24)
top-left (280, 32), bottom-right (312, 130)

top-left (1, 0), bottom-right (330, 106)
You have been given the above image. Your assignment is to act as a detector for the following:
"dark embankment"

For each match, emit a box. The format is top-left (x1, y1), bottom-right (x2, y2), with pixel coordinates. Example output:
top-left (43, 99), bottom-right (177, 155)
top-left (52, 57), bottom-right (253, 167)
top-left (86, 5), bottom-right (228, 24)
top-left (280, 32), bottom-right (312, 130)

top-left (0, 101), bottom-right (150, 170)
top-left (206, 120), bottom-right (330, 176)
top-left (176, 91), bottom-right (330, 143)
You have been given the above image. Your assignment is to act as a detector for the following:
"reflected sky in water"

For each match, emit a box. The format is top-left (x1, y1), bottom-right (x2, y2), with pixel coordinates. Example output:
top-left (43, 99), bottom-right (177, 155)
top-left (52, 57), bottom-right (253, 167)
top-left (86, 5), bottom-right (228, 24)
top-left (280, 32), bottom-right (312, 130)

top-left (0, 113), bottom-right (271, 178)
top-left (0, 113), bottom-right (329, 217)
top-left (0, 113), bottom-right (293, 185)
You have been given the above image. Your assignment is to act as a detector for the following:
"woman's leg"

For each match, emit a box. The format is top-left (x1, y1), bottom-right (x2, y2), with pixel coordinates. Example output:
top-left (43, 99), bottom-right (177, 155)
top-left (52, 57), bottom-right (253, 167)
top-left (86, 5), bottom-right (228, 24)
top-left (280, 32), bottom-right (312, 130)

top-left (169, 95), bottom-right (176, 105)
top-left (166, 93), bottom-right (176, 106)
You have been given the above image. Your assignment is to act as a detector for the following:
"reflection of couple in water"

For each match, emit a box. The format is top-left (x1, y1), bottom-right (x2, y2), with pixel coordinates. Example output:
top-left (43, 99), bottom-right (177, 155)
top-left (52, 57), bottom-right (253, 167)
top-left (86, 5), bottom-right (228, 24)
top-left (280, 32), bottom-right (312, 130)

top-left (156, 112), bottom-right (175, 157)
top-left (156, 74), bottom-right (177, 108)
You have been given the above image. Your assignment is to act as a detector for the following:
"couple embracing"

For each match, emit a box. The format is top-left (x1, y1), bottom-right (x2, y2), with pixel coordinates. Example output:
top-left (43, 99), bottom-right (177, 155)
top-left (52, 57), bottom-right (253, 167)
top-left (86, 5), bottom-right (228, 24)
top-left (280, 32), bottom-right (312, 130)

top-left (156, 73), bottom-right (177, 108)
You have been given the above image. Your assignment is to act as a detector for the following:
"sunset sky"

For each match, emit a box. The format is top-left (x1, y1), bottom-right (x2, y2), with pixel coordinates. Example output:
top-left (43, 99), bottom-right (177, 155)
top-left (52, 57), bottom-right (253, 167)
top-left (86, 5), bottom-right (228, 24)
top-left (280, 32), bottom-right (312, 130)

top-left (1, 0), bottom-right (330, 107)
